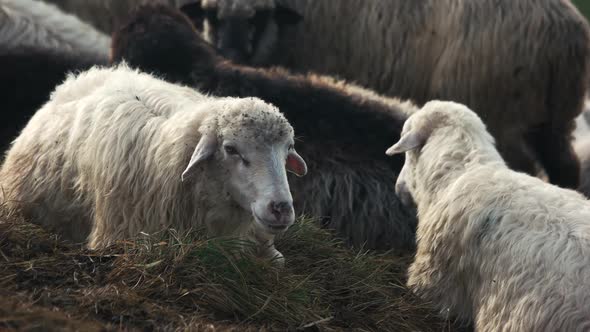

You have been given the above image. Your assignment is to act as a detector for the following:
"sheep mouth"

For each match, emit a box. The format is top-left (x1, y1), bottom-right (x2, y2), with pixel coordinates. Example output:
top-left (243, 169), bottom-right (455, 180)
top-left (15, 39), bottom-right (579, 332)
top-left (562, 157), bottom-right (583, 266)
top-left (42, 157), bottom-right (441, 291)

top-left (252, 213), bottom-right (290, 235)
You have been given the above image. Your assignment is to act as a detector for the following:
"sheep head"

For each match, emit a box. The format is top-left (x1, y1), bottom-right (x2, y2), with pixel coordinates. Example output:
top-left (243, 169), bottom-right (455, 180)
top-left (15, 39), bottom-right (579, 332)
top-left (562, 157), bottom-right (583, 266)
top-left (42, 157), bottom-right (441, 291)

top-left (178, 0), bottom-right (302, 64)
top-left (183, 97), bottom-right (307, 235)
top-left (385, 100), bottom-right (494, 208)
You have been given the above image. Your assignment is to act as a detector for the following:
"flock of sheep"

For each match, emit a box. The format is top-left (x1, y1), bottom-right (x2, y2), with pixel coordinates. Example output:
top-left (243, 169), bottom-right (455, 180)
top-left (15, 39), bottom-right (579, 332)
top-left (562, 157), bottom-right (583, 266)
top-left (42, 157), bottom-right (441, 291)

top-left (1, 0), bottom-right (590, 330)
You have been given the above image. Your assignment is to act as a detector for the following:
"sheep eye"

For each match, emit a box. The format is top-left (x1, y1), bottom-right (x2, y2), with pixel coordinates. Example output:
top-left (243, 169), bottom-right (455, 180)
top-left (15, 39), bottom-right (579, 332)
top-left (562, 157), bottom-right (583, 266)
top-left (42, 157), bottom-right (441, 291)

top-left (224, 145), bottom-right (239, 155)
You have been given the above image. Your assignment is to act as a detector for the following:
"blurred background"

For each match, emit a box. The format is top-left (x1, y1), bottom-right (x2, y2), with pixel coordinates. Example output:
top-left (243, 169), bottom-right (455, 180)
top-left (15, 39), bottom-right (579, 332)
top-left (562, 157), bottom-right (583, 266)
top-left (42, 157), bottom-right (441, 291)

top-left (574, 0), bottom-right (590, 19)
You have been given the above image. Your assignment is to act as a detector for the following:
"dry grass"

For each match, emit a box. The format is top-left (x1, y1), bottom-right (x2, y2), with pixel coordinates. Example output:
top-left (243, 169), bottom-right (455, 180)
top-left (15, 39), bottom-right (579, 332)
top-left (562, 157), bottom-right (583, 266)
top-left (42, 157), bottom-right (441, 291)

top-left (0, 204), bottom-right (464, 331)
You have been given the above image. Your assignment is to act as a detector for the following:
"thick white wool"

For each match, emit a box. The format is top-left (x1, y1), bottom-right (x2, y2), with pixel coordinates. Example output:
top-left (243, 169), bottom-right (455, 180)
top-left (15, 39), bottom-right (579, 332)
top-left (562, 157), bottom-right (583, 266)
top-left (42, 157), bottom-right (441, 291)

top-left (392, 101), bottom-right (590, 331)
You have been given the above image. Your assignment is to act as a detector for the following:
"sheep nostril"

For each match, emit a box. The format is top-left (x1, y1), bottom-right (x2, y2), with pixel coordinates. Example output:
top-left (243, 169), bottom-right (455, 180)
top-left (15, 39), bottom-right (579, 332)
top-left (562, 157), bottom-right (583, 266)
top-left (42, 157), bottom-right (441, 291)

top-left (269, 201), bottom-right (291, 220)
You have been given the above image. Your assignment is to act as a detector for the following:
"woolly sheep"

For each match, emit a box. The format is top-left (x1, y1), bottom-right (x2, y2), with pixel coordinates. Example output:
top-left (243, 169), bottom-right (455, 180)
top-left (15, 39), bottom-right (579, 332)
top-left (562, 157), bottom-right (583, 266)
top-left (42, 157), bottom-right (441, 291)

top-left (0, 64), bottom-right (307, 264)
top-left (386, 100), bottom-right (590, 330)
top-left (193, 0), bottom-right (590, 190)
top-left (109, 5), bottom-right (419, 251)
top-left (0, 0), bottom-right (110, 154)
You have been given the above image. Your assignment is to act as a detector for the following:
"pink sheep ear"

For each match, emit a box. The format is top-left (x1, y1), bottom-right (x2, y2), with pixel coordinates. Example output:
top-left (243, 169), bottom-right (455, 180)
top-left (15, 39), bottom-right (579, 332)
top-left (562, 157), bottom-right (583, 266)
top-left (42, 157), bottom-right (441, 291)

top-left (386, 131), bottom-right (425, 156)
top-left (182, 132), bottom-right (217, 181)
top-left (286, 150), bottom-right (307, 177)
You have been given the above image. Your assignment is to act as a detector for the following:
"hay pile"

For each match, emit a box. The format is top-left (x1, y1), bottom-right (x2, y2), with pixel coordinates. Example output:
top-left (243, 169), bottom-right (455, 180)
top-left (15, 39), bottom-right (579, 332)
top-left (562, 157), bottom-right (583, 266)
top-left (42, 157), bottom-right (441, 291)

top-left (0, 205), bottom-right (462, 331)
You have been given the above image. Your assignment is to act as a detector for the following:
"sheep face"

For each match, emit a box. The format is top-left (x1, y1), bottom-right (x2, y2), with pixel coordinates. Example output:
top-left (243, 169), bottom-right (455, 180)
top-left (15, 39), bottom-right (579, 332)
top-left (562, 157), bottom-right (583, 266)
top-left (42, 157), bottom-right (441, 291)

top-left (179, 0), bottom-right (301, 64)
top-left (183, 98), bottom-right (307, 235)
top-left (222, 134), bottom-right (306, 235)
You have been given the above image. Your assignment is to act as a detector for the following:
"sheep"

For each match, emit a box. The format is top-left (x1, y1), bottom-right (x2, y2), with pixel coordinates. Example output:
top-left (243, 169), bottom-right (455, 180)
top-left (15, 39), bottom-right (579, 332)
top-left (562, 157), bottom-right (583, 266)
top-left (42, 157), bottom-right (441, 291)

top-left (385, 100), bottom-right (590, 330)
top-left (0, 0), bottom-right (110, 154)
top-left (0, 64), bottom-right (308, 264)
top-left (191, 0), bottom-right (590, 190)
top-left (109, 5), bottom-right (419, 251)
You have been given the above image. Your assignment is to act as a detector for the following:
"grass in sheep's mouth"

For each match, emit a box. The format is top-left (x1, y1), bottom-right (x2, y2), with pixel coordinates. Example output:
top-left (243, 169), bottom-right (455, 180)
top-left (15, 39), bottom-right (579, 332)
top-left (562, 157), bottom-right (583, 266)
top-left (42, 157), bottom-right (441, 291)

top-left (0, 202), bottom-right (460, 331)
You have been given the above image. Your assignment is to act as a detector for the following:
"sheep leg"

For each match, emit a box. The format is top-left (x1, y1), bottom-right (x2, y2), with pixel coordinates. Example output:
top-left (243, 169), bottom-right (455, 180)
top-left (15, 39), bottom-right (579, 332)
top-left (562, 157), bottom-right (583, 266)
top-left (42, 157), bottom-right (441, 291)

top-left (527, 123), bottom-right (580, 189)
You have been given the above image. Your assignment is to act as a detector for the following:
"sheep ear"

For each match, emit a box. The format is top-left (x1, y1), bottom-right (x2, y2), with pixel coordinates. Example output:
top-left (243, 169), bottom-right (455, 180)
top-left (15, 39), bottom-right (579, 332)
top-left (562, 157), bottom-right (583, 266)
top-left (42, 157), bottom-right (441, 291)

top-left (182, 132), bottom-right (217, 181)
top-left (286, 149), bottom-right (307, 177)
top-left (275, 5), bottom-right (303, 25)
top-left (386, 131), bottom-right (425, 156)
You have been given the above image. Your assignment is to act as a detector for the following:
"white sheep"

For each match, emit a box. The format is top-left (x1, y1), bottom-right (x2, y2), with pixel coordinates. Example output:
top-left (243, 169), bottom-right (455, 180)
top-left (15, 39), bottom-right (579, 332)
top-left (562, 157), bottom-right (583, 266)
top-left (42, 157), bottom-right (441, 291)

top-left (386, 100), bottom-right (590, 330)
top-left (0, 64), bottom-right (307, 264)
